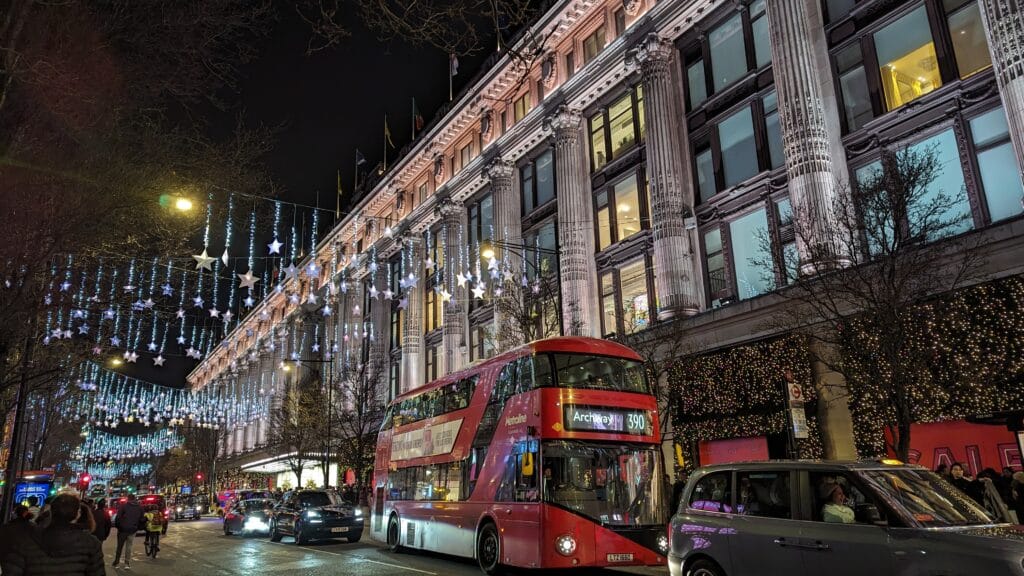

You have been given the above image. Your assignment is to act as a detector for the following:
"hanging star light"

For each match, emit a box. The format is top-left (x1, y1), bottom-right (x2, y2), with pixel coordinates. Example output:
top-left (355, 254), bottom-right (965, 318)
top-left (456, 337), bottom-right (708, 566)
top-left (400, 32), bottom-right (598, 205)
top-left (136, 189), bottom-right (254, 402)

top-left (306, 261), bottom-right (321, 278)
top-left (147, 342), bottom-right (158, 352)
top-left (192, 249), bottom-right (215, 271)
top-left (221, 247), bottom-right (230, 266)
top-left (142, 298), bottom-right (155, 309)
top-left (307, 292), bottom-right (318, 305)
top-left (161, 283), bottom-right (174, 297)
top-left (104, 309), bottom-right (116, 320)
top-left (62, 329), bottom-right (72, 339)
top-left (368, 285), bottom-right (379, 299)
top-left (383, 288), bottom-right (394, 300)
top-left (176, 308), bottom-right (186, 319)
top-left (321, 304), bottom-right (332, 317)
top-left (153, 355), bottom-right (166, 367)
top-left (92, 346), bottom-right (103, 355)
top-left (487, 256), bottom-right (499, 270)
top-left (60, 281), bottom-right (72, 292)
top-left (282, 263), bottom-right (299, 281)
top-left (238, 269), bottom-right (259, 291)
top-left (51, 328), bottom-right (64, 339)
top-left (440, 289), bottom-right (452, 303)
top-left (312, 342), bottom-right (320, 352)
top-left (503, 269), bottom-right (515, 283)
top-left (208, 307), bottom-right (220, 318)
top-left (352, 304), bottom-right (361, 316)
top-left (243, 296), bottom-right (255, 308)
top-left (176, 335), bottom-right (186, 345)
top-left (472, 283), bottom-right (487, 299)
top-left (223, 310), bottom-right (234, 322)
top-left (457, 273), bottom-right (469, 288)
top-left (288, 293), bottom-right (300, 305)
top-left (193, 295), bottom-right (204, 308)
top-left (397, 298), bottom-right (408, 310)
top-left (126, 351), bottom-right (139, 363)
top-left (340, 281), bottom-right (349, 294)
top-left (268, 238), bottom-right (284, 254)
top-left (78, 325), bottom-right (90, 335)
top-left (110, 336), bottom-right (121, 347)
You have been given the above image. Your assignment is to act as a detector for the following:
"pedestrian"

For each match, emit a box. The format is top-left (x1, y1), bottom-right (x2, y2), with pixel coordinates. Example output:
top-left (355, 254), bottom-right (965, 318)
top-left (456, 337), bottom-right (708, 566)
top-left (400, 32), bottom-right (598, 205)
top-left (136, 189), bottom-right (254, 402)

top-left (25, 496), bottom-right (41, 523)
top-left (949, 462), bottom-right (984, 504)
top-left (934, 463), bottom-right (948, 477)
top-left (71, 501), bottom-right (96, 533)
top-left (997, 467), bottom-right (1015, 505)
top-left (91, 499), bottom-right (111, 543)
top-left (0, 493), bottom-right (104, 576)
top-left (0, 505), bottom-right (34, 564)
top-left (1011, 471), bottom-right (1024, 524)
top-left (112, 492), bottom-right (143, 569)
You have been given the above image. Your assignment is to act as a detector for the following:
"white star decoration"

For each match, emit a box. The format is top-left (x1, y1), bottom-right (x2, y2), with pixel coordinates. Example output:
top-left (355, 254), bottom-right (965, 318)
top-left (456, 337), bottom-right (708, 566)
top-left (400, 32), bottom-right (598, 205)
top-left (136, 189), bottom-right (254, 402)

top-left (243, 296), bottom-right (255, 308)
top-left (306, 262), bottom-right (320, 278)
top-left (268, 238), bottom-right (283, 254)
top-left (176, 335), bottom-right (186, 345)
top-left (487, 256), bottom-right (499, 270)
top-left (161, 283), bottom-right (174, 296)
top-left (238, 269), bottom-right (259, 291)
top-left (223, 310), bottom-right (234, 322)
top-left (440, 289), bottom-right (452, 303)
top-left (221, 247), bottom-right (230, 266)
top-left (193, 295), bottom-right (204, 308)
top-left (289, 293), bottom-right (300, 305)
top-left (321, 304), bottom-right (332, 317)
top-left (282, 263), bottom-right (299, 281)
top-left (397, 298), bottom-right (408, 310)
top-left (153, 355), bottom-right (166, 367)
top-left (383, 289), bottom-right (394, 300)
top-left (368, 285), bottom-right (379, 298)
top-left (307, 292), bottom-right (318, 305)
top-left (125, 351), bottom-right (139, 363)
top-left (176, 308), bottom-right (186, 319)
top-left (110, 336), bottom-right (121, 347)
top-left (147, 342), bottom-right (158, 352)
top-left (78, 325), bottom-right (90, 335)
top-left (457, 273), bottom-right (468, 288)
top-left (143, 298), bottom-right (155, 309)
top-left (192, 249), bottom-right (215, 271)
top-left (208, 307), bottom-right (220, 318)
top-left (472, 283), bottom-right (486, 299)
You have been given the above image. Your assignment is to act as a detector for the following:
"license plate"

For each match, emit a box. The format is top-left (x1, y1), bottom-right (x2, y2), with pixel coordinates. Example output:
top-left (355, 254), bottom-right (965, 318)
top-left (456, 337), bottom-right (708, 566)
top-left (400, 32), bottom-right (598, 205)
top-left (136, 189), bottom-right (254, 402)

top-left (607, 553), bottom-right (633, 562)
top-left (330, 527), bottom-right (349, 533)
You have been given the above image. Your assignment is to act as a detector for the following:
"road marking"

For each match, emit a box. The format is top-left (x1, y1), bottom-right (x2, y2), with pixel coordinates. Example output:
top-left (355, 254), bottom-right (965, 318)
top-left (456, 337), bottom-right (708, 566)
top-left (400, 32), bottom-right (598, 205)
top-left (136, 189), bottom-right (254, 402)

top-left (264, 541), bottom-right (438, 575)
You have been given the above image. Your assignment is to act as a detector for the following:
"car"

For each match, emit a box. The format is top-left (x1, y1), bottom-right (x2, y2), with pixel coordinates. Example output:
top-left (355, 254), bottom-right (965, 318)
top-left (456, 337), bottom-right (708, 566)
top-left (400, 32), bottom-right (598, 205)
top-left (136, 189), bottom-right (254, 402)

top-left (223, 498), bottom-right (275, 536)
top-left (173, 496), bottom-right (205, 520)
top-left (268, 489), bottom-right (363, 545)
top-left (669, 460), bottom-right (1024, 576)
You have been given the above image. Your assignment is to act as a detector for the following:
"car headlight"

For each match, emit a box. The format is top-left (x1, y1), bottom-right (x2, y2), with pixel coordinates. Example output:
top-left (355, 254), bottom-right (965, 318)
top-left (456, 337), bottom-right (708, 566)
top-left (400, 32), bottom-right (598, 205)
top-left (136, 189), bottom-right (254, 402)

top-left (555, 534), bottom-right (576, 556)
top-left (305, 510), bottom-right (319, 518)
top-left (176, 507), bottom-right (182, 512)
top-left (657, 534), bottom-right (669, 552)
top-left (354, 508), bottom-right (363, 517)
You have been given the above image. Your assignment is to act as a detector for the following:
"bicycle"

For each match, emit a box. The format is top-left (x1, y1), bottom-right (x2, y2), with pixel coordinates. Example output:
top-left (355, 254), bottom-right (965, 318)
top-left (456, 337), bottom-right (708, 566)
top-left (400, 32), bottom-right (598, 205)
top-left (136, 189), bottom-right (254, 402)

top-left (144, 531), bottom-right (160, 558)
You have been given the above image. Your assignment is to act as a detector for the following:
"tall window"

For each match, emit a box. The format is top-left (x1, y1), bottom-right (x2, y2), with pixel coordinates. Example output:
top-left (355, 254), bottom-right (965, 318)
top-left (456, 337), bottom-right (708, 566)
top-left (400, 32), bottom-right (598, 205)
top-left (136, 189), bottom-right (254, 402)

top-left (832, 1), bottom-right (993, 133)
top-left (970, 107), bottom-right (1024, 222)
top-left (589, 86), bottom-right (645, 171)
top-left (460, 142), bottom-right (473, 169)
top-left (703, 227), bottom-right (727, 303)
top-left (692, 92), bottom-right (784, 202)
top-left (522, 219), bottom-right (561, 339)
top-left (594, 171), bottom-right (648, 250)
top-left (417, 181), bottom-right (429, 206)
top-left (729, 208), bottom-right (773, 300)
top-left (424, 229), bottom-right (443, 333)
top-left (513, 93), bottom-right (531, 122)
top-left (521, 149), bottom-right (556, 214)
top-left (469, 324), bottom-right (494, 361)
top-left (467, 193), bottom-right (493, 311)
top-left (424, 343), bottom-right (438, 382)
top-left (389, 258), bottom-right (403, 351)
top-left (683, 2), bottom-right (773, 110)
top-left (583, 25), bottom-right (606, 64)
top-left (599, 257), bottom-right (654, 336)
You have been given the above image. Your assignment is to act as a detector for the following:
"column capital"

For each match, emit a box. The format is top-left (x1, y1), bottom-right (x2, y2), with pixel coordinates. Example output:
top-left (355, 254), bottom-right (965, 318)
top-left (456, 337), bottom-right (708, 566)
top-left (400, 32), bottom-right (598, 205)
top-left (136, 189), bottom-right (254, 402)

top-left (483, 157), bottom-right (515, 181)
top-left (543, 105), bottom-right (582, 139)
top-left (626, 33), bottom-right (674, 71)
top-left (437, 196), bottom-right (464, 218)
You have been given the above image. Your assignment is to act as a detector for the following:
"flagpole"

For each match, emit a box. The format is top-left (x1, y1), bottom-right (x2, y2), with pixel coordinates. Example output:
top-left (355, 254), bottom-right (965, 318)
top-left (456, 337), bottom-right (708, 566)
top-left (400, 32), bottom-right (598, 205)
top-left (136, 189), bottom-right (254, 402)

top-left (336, 170), bottom-right (341, 219)
top-left (411, 98), bottom-right (416, 140)
top-left (383, 115), bottom-right (388, 172)
top-left (354, 151), bottom-right (358, 194)
top-left (449, 54), bottom-right (453, 101)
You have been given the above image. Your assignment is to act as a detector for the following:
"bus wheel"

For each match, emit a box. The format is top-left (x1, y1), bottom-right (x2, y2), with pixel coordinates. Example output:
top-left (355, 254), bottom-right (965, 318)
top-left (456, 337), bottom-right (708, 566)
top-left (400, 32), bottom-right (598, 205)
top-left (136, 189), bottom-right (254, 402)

top-left (387, 516), bottom-right (402, 552)
top-left (476, 523), bottom-right (502, 575)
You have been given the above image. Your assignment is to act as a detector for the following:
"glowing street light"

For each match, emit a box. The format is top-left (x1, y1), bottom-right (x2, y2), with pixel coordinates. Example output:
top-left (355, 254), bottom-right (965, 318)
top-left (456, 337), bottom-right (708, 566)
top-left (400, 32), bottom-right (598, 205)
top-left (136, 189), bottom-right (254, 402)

top-left (174, 196), bottom-right (194, 211)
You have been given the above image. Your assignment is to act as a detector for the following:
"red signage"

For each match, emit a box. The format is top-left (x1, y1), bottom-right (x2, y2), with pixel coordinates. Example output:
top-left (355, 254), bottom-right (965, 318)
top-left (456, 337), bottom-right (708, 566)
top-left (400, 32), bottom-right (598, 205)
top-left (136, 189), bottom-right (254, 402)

top-left (699, 436), bottom-right (770, 465)
top-left (896, 420), bottom-right (1021, 476)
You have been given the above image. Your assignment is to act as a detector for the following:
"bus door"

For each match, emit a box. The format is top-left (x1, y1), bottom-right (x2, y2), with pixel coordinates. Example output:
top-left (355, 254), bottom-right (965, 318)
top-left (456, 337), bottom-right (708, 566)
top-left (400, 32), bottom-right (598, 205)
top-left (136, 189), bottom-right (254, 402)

top-left (495, 441), bottom-right (541, 567)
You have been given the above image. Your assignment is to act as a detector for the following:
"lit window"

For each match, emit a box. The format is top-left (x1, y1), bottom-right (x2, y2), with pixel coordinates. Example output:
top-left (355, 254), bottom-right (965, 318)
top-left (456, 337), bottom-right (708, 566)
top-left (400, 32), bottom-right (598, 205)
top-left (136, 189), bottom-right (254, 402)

top-left (513, 93), bottom-right (531, 122)
top-left (588, 87), bottom-right (645, 172)
top-left (600, 273), bottom-right (617, 336)
top-left (583, 25), bottom-right (606, 64)
top-left (608, 92), bottom-right (637, 160)
top-left (971, 107), bottom-right (1024, 222)
top-left (590, 115), bottom-right (608, 170)
top-left (729, 208), bottom-right (773, 300)
top-left (594, 172), bottom-right (647, 250)
top-left (945, 0), bottom-right (991, 79)
top-left (619, 260), bottom-right (650, 333)
top-left (596, 190), bottom-right (612, 250)
top-left (874, 7), bottom-right (942, 111)
top-left (907, 129), bottom-right (972, 239)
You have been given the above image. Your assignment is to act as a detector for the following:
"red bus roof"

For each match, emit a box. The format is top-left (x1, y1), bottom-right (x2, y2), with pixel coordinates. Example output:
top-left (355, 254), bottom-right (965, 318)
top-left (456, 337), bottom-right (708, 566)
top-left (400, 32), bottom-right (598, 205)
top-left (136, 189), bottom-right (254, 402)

top-left (391, 336), bottom-right (643, 403)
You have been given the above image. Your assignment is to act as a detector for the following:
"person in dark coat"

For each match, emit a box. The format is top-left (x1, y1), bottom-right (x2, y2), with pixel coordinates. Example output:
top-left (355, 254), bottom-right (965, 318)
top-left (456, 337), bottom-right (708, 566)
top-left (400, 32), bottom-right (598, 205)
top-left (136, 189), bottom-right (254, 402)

top-left (90, 500), bottom-right (111, 543)
top-left (949, 462), bottom-right (985, 504)
top-left (0, 505), bottom-right (34, 564)
top-left (112, 493), bottom-right (143, 569)
top-left (0, 493), bottom-right (104, 576)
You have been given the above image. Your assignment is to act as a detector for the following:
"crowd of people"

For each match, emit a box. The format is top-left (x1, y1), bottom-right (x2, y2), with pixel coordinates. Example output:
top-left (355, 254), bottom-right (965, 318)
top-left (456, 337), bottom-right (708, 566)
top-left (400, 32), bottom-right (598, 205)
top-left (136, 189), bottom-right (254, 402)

top-left (0, 492), bottom-right (109, 575)
top-left (935, 462), bottom-right (1024, 521)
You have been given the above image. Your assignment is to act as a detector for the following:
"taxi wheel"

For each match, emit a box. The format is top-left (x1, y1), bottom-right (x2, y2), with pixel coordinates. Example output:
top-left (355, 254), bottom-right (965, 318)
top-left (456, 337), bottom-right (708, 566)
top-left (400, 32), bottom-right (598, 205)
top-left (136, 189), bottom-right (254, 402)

top-left (346, 532), bottom-right (361, 543)
top-left (269, 521), bottom-right (283, 542)
top-left (686, 558), bottom-right (725, 576)
top-left (223, 523), bottom-right (232, 536)
top-left (294, 524), bottom-right (308, 545)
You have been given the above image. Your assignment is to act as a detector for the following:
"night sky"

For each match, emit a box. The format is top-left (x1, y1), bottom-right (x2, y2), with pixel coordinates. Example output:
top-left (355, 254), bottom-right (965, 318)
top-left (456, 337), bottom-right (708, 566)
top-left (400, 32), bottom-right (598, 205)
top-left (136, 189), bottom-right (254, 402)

top-left (225, 10), bottom-right (493, 210)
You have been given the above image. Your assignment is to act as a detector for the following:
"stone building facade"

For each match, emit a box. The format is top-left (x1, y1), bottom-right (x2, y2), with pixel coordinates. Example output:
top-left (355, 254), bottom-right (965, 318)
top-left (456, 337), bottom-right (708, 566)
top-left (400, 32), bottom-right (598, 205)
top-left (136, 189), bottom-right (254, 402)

top-left (190, 0), bottom-right (1024, 473)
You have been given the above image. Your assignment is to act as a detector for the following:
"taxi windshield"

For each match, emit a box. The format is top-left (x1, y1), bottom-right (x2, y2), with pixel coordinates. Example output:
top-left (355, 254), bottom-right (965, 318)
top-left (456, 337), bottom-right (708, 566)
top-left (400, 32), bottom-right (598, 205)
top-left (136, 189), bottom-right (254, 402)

top-left (862, 469), bottom-right (995, 527)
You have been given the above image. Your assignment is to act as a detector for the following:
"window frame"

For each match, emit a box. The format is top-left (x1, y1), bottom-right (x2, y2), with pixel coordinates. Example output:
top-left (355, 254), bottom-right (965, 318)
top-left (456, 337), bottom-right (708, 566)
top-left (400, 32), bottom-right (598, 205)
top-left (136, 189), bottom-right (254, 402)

top-left (597, 254), bottom-right (656, 337)
top-left (593, 168), bottom-right (650, 251)
top-left (588, 86), bottom-right (645, 173)
top-left (520, 147), bottom-right (557, 216)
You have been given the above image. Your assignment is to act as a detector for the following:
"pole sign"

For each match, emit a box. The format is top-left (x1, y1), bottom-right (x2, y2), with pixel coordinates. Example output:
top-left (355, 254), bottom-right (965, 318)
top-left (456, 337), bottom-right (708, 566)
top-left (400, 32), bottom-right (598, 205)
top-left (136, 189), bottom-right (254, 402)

top-left (786, 383), bottom-right (809, 439)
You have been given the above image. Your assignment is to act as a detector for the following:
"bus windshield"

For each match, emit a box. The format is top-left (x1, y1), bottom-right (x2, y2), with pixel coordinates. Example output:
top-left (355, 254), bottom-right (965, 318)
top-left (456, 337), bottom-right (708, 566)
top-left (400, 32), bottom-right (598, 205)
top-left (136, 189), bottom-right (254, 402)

top-left (552, 354), bottom-right (648, 394)
top-left (542, 440), bottom-right (666, 527)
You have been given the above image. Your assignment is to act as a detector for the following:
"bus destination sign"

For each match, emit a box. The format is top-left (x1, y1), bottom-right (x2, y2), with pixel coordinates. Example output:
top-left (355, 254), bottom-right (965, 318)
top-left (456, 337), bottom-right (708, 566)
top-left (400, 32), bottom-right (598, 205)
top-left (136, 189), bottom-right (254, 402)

top-left (563, 405), bottom-right (650, 435)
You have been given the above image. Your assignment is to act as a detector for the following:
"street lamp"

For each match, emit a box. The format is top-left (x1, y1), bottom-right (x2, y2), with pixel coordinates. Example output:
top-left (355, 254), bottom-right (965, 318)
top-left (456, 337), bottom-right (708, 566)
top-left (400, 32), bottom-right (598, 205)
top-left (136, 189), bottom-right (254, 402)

top-left (174, 196), bottom-right (194, 212)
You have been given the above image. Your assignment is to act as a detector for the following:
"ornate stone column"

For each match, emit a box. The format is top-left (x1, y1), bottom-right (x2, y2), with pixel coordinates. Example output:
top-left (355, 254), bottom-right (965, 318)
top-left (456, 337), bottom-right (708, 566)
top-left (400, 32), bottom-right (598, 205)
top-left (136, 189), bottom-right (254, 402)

top-left (980, 0), bottom-right (1024, 181)
top-left (766, 0), bottom-right (851, 275)
top-left (545, 105), bottom-right (598, 337)
top-left (485, 158), bottom-right (525, 350)
top-left (628, 34), bottom-right (701, 319)
top-left (439, 198), bottom-right (467, 373)
top-left (368, 259), bottom-right (388, 392)
top-left (399, 235), bottom-right (423, 393)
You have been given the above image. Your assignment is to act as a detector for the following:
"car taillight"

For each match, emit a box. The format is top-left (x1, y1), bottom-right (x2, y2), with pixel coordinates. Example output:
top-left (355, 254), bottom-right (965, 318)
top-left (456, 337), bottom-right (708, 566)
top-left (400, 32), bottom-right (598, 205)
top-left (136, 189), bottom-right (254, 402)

top-left (163, 510), bottom-right (169, 517)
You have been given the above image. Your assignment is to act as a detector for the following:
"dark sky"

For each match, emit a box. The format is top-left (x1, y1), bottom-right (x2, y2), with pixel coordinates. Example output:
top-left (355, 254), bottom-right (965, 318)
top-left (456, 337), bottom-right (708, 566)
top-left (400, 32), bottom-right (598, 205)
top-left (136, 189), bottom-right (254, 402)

top-left (228, 10), bottom-right (493, 211)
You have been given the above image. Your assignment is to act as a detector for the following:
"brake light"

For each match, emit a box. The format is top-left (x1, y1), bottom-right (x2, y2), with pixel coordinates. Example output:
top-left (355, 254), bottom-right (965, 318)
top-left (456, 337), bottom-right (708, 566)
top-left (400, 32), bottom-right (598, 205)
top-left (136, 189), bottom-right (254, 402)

top-left (163, 510), bottom-right (169, 517)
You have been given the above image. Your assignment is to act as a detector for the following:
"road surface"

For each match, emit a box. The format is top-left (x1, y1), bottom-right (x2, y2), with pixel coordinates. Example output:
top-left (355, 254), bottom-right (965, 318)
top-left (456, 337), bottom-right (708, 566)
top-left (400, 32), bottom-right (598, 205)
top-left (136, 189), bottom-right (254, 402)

top-left (101, 517), bottom-right (669, 576)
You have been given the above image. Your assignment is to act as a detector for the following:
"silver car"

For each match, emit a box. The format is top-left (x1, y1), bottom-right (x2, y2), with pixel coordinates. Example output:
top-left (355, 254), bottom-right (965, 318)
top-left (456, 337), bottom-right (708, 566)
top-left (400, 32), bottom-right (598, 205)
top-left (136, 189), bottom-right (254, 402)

top-left (669, 460), bottom-right (1024, 576)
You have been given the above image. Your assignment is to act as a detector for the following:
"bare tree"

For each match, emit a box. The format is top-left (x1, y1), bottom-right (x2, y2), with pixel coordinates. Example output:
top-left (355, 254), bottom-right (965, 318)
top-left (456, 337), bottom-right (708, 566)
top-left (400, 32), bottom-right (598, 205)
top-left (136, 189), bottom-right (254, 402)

top-left (489, 268), bottom-right (565, 352)
top-left (268, 378), bottom-right (328, 489)
top-left (332, 355), bottom-right (387, 496)
top-left (767, 144), bottom-right (985, 460)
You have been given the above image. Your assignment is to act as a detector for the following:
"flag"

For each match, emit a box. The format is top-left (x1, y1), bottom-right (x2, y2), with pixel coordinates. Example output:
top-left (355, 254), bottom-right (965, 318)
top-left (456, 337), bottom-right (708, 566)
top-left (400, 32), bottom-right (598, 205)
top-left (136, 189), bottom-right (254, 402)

top-left (336, 170), bottom-right (342, 218)
top-left (384, 115), bottom-right (395, 149)
top-left (355, 149), bottom-right (367, 165)
top-left (412, 98), bottom-right (424, 133)
top-left (449, 53), bottom-right (459, 77)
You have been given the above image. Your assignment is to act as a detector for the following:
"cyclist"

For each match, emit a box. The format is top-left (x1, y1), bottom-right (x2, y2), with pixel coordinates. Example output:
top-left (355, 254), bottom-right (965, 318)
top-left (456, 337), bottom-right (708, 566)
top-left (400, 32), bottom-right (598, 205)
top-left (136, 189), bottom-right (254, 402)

top-left (143, 504), bottom-right (164, 558)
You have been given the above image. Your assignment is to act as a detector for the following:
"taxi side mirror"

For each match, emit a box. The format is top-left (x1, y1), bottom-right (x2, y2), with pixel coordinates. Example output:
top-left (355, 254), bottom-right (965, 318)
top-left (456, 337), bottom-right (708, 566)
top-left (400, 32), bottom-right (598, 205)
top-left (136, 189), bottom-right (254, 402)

top-left (521, 453), bottom-right (535, 477)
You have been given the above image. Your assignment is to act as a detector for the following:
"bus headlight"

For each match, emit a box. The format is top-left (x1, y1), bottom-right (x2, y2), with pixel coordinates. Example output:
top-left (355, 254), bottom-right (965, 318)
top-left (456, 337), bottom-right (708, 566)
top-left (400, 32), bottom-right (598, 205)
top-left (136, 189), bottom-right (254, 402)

top-left (555, 534), bottom-right (577, 556)
top-left (657, 534), bottom-right (669, 552)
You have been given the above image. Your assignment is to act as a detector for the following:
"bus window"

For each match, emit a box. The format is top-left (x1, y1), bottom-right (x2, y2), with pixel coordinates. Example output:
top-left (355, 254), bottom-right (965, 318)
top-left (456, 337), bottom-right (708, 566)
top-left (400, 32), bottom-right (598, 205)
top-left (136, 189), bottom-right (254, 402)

top-left (553, 354), bottom-right (648, 394)
top-left (381, 405), bottom-right (395, 430)
top-left (493, 360), bottom-right (518, 403)
top-left (517, 354), bottom-right (553, 393)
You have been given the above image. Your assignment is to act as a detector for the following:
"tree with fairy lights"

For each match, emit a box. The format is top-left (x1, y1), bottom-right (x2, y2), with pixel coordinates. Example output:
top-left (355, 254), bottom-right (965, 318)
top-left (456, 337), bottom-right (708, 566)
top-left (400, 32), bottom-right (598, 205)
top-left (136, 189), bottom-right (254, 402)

top-left (267, 377), bottom-right (329, 489)
top-left (332, 354), bottom-right (387, 499)
top-left (767, 144), bottom-right (986, 460)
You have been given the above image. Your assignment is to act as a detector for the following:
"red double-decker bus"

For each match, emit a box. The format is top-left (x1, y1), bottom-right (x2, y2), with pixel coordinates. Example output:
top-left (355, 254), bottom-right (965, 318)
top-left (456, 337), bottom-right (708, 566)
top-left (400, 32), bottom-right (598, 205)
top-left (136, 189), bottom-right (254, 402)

top-left (370, 337), bottom-right (668, 574)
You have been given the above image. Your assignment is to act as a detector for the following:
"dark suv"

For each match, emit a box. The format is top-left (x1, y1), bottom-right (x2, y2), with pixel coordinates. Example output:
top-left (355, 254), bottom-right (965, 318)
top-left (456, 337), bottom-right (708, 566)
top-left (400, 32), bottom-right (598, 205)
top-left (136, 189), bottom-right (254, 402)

top-left (269, 489), bottom-right (363, 545)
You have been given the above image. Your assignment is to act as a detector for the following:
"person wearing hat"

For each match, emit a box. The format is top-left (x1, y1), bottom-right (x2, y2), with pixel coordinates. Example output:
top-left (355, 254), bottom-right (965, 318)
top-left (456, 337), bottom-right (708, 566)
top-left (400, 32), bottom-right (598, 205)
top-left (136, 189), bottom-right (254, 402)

top-left (820, 480), bottom-right (855, 524)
